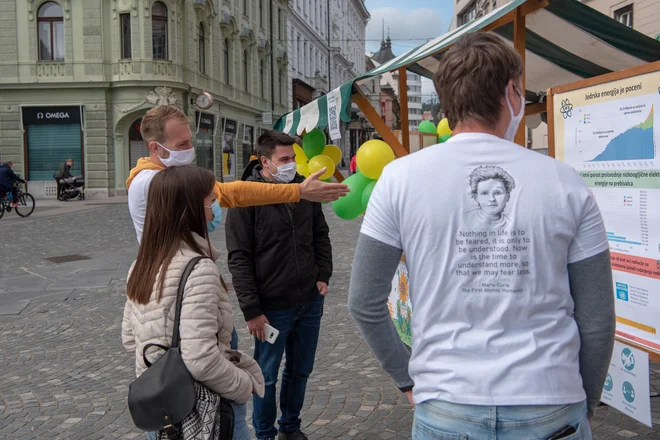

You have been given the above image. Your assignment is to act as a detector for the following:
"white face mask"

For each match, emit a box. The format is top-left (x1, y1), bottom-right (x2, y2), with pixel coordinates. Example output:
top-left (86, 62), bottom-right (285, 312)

top-left (157, 142), bottom-right (195, 167)
top-left (504, 85), bottom-right (525, 142)
top-left (267, 159), bottom-right (297, 183)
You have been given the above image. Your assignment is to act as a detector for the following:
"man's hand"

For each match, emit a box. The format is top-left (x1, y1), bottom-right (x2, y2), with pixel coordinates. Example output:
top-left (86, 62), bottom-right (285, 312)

top-left (405, 390), bottom-right (414, 407)
top-left (247, 315), bottom-right (269, 342)
top-left (299, 168), bottom-right (349, 202)
top-left (317, 281), bottom-right (328, 296)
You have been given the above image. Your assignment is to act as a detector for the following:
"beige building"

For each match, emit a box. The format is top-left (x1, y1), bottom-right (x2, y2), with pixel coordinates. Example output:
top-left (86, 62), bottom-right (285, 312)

top-left (0, 0), bottom-right (290, 198)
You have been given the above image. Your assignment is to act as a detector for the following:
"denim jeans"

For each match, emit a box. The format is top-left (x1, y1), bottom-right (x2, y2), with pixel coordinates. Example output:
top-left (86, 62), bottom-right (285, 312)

top-left (146, 326), bottom-right (248, 440)
top-left (413, 399), bottom-right (591, 440)
top-left (252, 294), bottom-right (324, 439)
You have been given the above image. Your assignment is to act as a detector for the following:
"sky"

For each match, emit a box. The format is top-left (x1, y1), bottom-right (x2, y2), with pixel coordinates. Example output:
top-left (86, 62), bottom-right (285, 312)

top-left (363, 0), bottom-right (454, 102)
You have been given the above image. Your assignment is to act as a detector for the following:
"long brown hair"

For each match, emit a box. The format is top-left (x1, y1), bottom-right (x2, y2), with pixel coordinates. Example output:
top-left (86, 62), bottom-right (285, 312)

top-left (127, 166), bottom-right (215, 305)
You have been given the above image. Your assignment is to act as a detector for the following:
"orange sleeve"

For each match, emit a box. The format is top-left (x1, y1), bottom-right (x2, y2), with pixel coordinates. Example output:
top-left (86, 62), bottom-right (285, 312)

top-left (214, 181), bottom-right (301, 208)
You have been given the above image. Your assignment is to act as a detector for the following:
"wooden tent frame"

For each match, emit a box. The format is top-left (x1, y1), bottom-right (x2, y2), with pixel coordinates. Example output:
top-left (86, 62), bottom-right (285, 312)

top-left (330, 0), bottom-right (551, 183)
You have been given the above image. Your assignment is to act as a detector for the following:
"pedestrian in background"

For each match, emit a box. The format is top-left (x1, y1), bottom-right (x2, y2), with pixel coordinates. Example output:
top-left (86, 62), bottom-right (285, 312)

top-left (122, 165), bottom-right (264, 440)
top-left (226, 130), bottom-right (333, 440)
top-left (349, 32), bottom-right (615, 439)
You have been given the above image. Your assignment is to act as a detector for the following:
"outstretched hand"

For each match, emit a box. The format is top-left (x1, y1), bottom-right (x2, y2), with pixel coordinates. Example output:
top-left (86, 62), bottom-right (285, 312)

top-left (299, 168), bottom-right (349, 202)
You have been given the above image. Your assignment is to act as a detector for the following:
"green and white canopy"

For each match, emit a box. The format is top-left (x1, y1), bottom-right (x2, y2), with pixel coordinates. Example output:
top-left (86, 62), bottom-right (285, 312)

top-left (274, 0), bottom-right (660, 135)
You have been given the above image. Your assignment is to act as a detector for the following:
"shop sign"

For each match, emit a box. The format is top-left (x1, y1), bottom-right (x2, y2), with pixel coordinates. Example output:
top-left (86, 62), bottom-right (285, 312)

top-left (22, 106), bottom-right (83, 126)
top-left (196, 111), bottom-right (215, 131)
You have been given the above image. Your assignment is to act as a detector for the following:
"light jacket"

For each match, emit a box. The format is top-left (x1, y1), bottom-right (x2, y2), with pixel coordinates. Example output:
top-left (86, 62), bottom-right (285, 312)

top-left (125, 157), bottom-right (301, 208)
top-left (121, 233), bottom-right (264, 404)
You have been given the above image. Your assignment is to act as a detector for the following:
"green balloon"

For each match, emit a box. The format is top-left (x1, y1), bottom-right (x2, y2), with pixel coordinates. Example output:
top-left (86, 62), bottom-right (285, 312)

top-left (418, 120), bottom-right (437, 134)
top-left (332, 172), bottom-right (372, 220)
top-left (322, 178), bottom-right (333, 182)
top-left (438, 133), bottom-right (452, 143)
top-left (362, 181), bottom-right (377, 211)
top-left (303, 129), bottom-right (326, 159)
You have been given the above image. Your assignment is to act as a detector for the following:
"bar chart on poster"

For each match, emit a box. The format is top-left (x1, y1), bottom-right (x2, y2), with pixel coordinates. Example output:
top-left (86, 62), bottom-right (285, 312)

top-left (552, 68), bottom-right (660, 354)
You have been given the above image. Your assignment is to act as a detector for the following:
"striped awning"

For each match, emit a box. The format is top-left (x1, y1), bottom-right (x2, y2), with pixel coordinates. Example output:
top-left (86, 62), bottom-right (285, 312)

top-left (274, 0), bottom-right (660, 135)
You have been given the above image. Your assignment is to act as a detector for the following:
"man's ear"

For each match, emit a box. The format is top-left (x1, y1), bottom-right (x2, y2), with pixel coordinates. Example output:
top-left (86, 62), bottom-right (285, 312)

top-left (147, 141), bottom-right (159, 154)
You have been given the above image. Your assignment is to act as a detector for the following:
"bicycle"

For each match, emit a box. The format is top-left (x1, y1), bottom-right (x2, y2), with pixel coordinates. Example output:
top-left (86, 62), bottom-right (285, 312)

top-left (0, 182), bottom-right (35, 219)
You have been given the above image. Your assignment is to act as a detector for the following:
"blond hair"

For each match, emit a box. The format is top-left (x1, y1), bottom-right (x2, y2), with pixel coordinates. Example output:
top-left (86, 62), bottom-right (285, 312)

top-left (140, 105), bottom-right (189, 143)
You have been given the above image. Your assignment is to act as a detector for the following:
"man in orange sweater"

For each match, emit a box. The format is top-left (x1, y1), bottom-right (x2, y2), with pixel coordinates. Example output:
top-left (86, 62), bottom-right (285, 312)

top-left (126, 105), bottom-right (349, 243)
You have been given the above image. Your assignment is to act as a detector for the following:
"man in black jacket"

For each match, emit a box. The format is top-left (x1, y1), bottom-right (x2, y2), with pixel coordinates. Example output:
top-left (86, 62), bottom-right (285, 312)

top-left (0, 161), bottom-right (25, 207)
top-left (226, 130), bottom-right (332, 440)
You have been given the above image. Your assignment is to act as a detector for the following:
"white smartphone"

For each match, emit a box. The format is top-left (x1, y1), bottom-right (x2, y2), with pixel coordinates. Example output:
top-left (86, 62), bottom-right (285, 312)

top-left (264, 323), bottom-right (279, 344)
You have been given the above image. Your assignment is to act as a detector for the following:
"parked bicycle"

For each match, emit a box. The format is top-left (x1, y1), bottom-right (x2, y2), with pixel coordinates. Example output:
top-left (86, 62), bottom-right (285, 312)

top-left (0, 182), bottom-right (35, 219)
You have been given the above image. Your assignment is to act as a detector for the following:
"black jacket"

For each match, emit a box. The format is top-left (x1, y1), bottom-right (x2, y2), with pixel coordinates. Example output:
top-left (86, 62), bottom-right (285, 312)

top-left (55, 162), bottom-right (73, 180)
top-left (0, 163), bottom-right (24, 189)
top-left (225, 161), bottom-right (333, 321)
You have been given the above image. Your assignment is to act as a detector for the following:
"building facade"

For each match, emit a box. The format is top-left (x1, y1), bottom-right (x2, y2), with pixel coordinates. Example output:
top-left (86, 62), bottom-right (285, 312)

top-left (0, 0), bottom-right (290, 198)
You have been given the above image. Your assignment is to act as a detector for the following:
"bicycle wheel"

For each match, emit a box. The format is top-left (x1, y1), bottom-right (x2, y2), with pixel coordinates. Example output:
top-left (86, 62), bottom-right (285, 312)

top-left (0, 204), bottom-right (4, 220)
top-left (16, 193), bottom-right (35, 217)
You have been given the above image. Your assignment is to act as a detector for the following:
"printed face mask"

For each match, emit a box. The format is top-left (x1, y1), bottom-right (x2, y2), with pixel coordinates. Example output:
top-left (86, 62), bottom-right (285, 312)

top-left (206, 200), bottom-right (222, 232)
top-left (268, 159), bottom-right (297, 183)
top-left (157, 142), bottom-right (195, 167)
top-left (504, 85), bottom-right (524, 142)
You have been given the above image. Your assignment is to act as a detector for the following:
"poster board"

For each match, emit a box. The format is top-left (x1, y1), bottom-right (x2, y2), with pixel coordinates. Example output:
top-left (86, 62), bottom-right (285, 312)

top-left (548, 61), bottom-right (660, 360)
top-left (222, 118), bottom-right (238, 178)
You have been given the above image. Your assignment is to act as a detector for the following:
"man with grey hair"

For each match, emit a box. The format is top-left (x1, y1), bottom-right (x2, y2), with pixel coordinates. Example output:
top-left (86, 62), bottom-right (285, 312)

top-left (348, 32), bottom-right (615, 439)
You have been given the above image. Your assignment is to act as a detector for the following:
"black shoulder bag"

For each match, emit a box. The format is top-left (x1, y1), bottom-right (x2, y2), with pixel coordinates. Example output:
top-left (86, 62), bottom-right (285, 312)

top-left (127, 256), bottom-right (235, 440)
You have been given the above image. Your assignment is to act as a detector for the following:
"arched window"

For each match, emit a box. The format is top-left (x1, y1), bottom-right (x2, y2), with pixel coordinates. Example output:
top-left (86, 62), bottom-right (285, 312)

top-left (38, 2), bottom-right (64, 61)
top-left (198, 23), bottom-right (206, 74)
top-left (260, 60), bottom-right (265, 98)
top-left (223, 39), bottom-right (230, 83)
top-left (243, 50), bottom-right (249, 92)
top-left (151, 2), bottom-right (168, 60)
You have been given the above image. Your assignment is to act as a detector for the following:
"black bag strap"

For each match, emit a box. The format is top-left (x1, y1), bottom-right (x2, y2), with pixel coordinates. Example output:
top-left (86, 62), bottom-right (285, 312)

top-left (171, 256), bottom-right (208, 348)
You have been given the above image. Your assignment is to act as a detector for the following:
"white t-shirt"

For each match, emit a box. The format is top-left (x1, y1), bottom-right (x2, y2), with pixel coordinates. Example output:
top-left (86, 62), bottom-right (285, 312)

top-left (127, 170), bottom-right (160, 243)
top-left (361, 133), bottom-right (609, 406)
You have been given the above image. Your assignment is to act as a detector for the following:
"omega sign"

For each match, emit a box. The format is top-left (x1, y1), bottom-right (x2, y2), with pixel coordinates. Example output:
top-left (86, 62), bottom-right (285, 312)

top-left (22, 105), bottom-right (82, 126)
top-left (196, 111), bottom-right (215, 131)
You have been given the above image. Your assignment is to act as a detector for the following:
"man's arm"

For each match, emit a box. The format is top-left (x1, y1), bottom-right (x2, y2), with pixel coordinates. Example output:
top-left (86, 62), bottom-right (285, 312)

top-left (225, 206), bottom-right (262, 321)
top-left (348, 233), bottom-right (414, 392)
top-left (215, 168), bottom-right (348, 207)
top-left (312, 203), bottom-right (332, 284)
top-left (8, 167), bottom-right (24, 183)
top-left (568, 250), bottom-right (615, 418)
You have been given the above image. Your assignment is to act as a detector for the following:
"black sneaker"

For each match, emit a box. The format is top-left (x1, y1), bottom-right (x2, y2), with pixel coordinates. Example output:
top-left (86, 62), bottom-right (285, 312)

top-left (278, 430), bottom-right (309, 440)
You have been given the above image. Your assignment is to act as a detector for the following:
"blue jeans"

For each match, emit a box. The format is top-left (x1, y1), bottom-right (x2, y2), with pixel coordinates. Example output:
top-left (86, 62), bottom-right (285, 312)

top-left (146, 327), bottom-right (249, 440)
top-left (252, 294), bottom-right (324, 439)
top-left (413, 399), bottom-right (591, 440)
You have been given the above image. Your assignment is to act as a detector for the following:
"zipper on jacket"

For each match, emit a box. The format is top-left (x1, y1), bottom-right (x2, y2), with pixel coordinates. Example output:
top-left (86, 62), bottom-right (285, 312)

top-left (286, 205), bottom-right (304, 306)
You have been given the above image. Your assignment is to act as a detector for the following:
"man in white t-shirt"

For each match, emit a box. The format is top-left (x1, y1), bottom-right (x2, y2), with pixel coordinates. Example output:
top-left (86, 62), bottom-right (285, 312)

top-left (348, 32), bottom-right (615, 439)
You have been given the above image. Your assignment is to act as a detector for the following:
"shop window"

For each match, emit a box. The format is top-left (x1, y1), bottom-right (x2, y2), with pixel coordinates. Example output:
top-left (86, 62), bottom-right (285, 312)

top-left (198, 23), bottom-right (206, 74)
top-left (120, 13), bottom-right (131, 59)
top-left (224, 39), bottom-right (230, 83)
top-left (614, 5), bottom-right (633, 27)
top-left (38, 2), bottom-right (64, 62)
top-left (152, 2), bottom-right (168, 60)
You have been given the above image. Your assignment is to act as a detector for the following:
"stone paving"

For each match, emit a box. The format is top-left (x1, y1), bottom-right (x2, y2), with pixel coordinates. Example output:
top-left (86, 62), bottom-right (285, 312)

top-left (1, 203), bottom-right (660, 439)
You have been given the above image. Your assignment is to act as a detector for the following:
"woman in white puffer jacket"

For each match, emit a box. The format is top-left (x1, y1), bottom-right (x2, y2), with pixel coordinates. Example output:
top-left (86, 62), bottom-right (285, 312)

top-left (122, 165), bottom-right (264, 440)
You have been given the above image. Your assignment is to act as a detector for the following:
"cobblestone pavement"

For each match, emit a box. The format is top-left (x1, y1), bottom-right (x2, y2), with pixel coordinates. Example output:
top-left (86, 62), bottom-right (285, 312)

top-left (1, 204), bottom-right (660, 439)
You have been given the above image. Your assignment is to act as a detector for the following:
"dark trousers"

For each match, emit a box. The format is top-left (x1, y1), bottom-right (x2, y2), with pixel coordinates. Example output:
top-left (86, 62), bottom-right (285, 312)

top-left (0, 184), bottom-right (17, 203)
top-left (252, 294), bottom-right (324, 439)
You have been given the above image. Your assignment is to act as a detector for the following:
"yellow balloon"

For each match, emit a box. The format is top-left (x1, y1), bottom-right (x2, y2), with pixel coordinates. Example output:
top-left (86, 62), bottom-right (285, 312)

top-left (296, 162), bottom-right (310, 177)
top-left (293, 144), bottom-right (308, 165)
top-left (356, 140), bottom-right (395, 180)
top-left (437, 118), bottom-right (452, 138)
top-left (308, 154), bottom-right (336, 180)
top-left (322, 145), bottom-right (343, 165)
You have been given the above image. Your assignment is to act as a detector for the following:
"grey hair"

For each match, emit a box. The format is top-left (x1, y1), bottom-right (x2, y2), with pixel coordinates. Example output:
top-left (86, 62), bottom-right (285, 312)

top-left (469, 166), bottom-right (515, 198)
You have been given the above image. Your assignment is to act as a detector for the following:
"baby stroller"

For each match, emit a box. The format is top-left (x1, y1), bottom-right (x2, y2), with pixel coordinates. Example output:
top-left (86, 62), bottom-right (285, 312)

top-left (55, 175), bottom-right (85, 201)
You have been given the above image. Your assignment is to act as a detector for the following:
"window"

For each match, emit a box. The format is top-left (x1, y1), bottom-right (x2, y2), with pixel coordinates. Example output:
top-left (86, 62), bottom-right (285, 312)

top-left (259, 0), bottom-right (264, 28)
top-left (38, 2), bottom-right (64, 61)
top-left (224, 39), bottom-right (230, 83)
top-left (278, 9), bottom-right (282, 37)
top-left (614, 5), bottom-right (633, 27)
top-left (243, 50), bottom-right (249, 92)
top-left (260, 60), bottom-right (265, 98)
top-left (152, 2), bottom-right (168, 60)
top-left (120, 14), bottom-right (132, 59)
top-left (198, 23), bottom-right (206, 74)
top-left (458, 3), bottom-right (477, 26)
top-left (280, 68), bottom-right (286, 103)
top-left (244, 0), bottom-right (248, 16)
